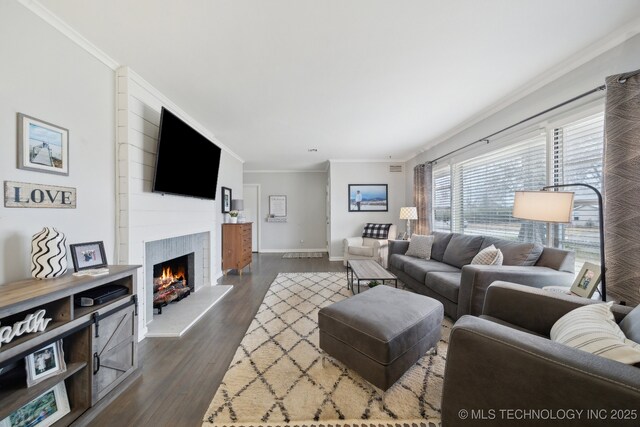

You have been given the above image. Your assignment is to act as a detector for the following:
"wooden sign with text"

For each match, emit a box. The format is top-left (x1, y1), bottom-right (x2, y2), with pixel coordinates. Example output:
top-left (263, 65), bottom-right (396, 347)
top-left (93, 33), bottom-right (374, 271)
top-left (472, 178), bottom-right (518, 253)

top-left (4, 180), bottom-right (76, 208)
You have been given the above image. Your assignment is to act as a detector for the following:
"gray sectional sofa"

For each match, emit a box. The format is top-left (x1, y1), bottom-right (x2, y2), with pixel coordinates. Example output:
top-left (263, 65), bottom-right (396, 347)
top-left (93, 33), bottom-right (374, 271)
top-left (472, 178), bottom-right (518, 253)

top-left (388, 232), bottom-right (576, 319)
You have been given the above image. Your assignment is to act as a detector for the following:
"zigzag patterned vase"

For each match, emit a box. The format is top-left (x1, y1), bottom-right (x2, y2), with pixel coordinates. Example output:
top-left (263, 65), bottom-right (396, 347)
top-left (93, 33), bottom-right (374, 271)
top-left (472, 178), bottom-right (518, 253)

top-left (31, 227), bottom-right (68, 279)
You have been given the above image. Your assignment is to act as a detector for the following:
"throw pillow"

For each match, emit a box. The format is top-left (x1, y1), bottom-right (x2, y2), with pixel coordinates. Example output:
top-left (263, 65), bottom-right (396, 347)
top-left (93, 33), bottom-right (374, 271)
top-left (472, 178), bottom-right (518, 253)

top-left (405, 234), bottom-right (434, 259)
top-left (362, 223), bottom-right (392, 239)
top-left (550, 302), bottom-right (640, 365)
top-left (470, 244), bottom-right (504, 265)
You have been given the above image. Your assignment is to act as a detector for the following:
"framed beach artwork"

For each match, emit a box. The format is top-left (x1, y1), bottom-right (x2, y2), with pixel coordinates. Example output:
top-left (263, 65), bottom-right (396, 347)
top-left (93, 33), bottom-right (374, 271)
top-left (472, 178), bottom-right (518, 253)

top-left (348, 184), bottom-right (388, 212)
top-left (17, 114), bottom-right (69, 176)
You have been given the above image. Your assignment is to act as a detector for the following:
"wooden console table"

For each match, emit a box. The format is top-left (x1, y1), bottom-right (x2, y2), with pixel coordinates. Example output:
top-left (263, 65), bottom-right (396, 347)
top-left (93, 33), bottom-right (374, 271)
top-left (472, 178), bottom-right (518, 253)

top-left (0, 265), bottom-right (140, 426)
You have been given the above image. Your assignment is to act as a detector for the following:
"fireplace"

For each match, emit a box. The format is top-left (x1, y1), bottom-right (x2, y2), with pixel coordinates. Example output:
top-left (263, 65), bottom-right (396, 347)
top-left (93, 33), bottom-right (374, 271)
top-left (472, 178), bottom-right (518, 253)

top-left (152, 253), bottom-right (195, 314)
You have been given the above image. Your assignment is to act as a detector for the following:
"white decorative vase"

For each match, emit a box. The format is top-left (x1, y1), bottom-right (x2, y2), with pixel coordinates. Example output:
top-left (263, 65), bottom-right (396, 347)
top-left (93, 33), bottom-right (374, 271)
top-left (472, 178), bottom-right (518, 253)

top-left (31, 227), bottom-right (68, 279)
top-left (229, 217), bottom-right (238, 224)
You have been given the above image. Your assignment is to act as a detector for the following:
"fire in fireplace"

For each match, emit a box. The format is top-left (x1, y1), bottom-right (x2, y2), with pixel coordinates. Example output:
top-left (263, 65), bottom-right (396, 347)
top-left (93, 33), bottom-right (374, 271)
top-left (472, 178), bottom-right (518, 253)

top-left (152, 253), bottom-right (194, 314)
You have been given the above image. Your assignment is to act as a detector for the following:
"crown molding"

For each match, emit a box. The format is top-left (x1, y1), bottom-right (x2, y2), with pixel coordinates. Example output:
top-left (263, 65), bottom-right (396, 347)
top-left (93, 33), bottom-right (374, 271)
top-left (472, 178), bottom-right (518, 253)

top-left (412, 15), bottom-right (640, 160)
top-left (18, 0), bottom-right (119, 70)
top-left (328, 158), bottom-right (408, 164)
top-left (244, 169), bottom-right (326, 174)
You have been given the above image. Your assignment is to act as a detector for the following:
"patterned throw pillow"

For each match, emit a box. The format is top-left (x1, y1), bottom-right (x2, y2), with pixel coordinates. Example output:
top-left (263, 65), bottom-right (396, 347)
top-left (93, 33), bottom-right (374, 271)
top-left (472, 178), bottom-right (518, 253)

top-left (362, 223), bottom-right (392, 239)
top-left (551, 302), bottom-right (640, 365)
top-left (471, 245), bottom-right (504, 265)
top-left (405, 234), bottom-right (435, 259)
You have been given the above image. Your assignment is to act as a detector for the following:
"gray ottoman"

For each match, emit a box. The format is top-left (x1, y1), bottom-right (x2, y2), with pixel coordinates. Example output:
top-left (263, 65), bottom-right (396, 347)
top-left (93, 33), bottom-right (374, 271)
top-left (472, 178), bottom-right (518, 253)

top-left (318, 285), bottom-right (443, 391)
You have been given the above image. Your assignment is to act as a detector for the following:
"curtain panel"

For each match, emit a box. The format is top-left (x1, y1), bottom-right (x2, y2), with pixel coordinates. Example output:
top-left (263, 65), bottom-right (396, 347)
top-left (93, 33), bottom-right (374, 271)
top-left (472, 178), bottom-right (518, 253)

top-left (413, 163), bottom-right (433, 235)
top-left (604, 70), bottom-right (640, 306)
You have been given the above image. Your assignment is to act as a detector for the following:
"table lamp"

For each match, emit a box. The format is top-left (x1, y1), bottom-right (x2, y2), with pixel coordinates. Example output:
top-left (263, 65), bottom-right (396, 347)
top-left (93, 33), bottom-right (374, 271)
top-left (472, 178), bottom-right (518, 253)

top-left (399, 207), bottom-right (418, 238)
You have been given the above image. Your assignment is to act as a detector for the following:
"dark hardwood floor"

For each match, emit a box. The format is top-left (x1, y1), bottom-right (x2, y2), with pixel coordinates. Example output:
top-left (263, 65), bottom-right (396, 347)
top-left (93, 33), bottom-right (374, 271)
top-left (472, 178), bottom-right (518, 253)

top-left (89, 253), bottom-right (345, 427)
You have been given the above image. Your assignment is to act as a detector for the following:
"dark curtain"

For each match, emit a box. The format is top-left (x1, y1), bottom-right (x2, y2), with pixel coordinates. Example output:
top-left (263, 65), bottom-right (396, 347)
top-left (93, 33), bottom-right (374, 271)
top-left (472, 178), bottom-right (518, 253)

top-left (413, 163), bottom-right (433, 235)
top-left (604, 69), bottom-right (640, 305)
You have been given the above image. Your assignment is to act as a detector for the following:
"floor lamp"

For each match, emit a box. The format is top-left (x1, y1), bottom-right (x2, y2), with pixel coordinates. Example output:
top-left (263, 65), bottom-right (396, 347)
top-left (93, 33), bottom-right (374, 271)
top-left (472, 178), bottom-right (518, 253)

top-left (512, 184), bottom-right (606, 301)
top-left (399, 207), bottom-right (418, 238)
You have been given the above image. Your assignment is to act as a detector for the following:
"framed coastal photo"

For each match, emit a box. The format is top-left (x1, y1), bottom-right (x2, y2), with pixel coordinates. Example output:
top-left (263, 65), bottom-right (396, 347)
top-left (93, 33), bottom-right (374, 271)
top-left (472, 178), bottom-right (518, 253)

top-left (570, 262), bottom-right (602, 298)
top-left (69, 241), bottom-right (107, 271)
top-left (25, 341), bottom-right (67, 387)
top-left (348, 184), bottom-right (388, 212)
top-left (221, 187), bottom-right (232, 213)
top-left (0, 382), bottom-right (70, 427)
top-left (17, 113), bottom-right (69, 176)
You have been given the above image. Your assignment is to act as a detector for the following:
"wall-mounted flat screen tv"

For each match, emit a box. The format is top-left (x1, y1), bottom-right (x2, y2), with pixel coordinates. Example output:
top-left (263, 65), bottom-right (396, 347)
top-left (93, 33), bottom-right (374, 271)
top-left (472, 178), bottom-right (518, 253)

top-left (153, 107), bottom-right (221, 200)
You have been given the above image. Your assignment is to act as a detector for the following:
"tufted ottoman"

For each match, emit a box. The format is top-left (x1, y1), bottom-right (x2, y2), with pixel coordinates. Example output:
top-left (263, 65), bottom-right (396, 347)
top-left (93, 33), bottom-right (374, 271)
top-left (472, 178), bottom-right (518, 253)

top-left (318, 285), bottom-right (443, 391)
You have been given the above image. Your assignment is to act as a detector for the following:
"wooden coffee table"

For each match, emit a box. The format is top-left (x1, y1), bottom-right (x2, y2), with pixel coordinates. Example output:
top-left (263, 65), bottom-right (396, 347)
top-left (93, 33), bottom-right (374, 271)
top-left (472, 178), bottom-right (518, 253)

top-left (347, 259), bottom-right (398, 294)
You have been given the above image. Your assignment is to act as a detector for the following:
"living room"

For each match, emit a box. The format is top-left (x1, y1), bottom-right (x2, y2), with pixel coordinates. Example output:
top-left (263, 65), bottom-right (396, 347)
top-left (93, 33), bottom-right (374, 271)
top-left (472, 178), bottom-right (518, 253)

top-left (1, 1), bottom-right (640, 426)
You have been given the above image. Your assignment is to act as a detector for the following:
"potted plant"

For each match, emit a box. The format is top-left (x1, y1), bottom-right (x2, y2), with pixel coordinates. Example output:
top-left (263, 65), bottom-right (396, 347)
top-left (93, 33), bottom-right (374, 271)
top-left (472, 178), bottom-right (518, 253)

top-left (229, 210), bottom-right (239, 223)
top-left (368, 280), bottom-right (380, 288)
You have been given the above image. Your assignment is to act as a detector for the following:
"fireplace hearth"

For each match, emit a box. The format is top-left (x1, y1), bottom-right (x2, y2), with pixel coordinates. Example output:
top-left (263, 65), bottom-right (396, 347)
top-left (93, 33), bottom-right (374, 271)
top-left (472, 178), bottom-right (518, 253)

top-left (153, 253), bottom-right (195, 314)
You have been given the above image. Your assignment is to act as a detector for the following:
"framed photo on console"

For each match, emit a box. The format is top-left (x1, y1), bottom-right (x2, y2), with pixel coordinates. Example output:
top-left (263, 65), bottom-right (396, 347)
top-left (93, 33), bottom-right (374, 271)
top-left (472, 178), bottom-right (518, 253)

top-left (69, 241), bottom-right (107, 271)
top-left (25, 341), bottom-right (67, 387)
top-left (570, 262), bottom-right (602, 298)
top-left (0, 382), bottom-right (70, 427)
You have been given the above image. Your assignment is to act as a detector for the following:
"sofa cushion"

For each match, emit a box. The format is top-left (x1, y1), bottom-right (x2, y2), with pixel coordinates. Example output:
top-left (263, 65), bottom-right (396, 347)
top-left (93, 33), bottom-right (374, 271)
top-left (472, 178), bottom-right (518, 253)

top-left (551, 302), bottom-right (640, 365)
top-left (620, 304), bottom-right (640, 344)
top-left (425, 272), bottom-right (461, 303)
top-left (362, 223), bottom-right (393, 239)
top-left (403, 258), bottom-right (461, 283)
top-left (389, 254), bottom-right (410, 270)
top-left (348, 245), bottom-right (375, 257)
top-left (431, 232), bottom-right (453, 262)
top-left (405, 234), bottom-right (434, 259)
top-left (480, 237), bottom-right (544, 266)
top-left (442, 234), bottom-right (484, 268)
top-left (471, 245), bottom-right (504, 265)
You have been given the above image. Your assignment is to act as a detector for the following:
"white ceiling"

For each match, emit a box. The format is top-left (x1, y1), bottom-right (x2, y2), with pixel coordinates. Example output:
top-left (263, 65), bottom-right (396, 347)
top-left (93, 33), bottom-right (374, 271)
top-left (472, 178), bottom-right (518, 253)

top-left (37, 0), bottom-right (640, 171)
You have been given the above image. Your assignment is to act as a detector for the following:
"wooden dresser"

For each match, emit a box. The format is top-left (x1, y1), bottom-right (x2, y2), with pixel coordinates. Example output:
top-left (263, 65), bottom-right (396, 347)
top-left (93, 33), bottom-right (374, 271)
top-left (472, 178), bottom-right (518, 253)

top-left (222, 223), bottom-right (252, 275)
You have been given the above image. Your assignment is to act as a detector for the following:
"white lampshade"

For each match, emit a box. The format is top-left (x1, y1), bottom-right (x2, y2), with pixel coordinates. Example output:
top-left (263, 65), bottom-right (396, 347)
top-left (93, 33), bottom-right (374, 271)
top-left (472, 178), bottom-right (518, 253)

top-left (512, 191), bottom-right (574, 223)
top-left (399, 207), bottom-right (418, 220)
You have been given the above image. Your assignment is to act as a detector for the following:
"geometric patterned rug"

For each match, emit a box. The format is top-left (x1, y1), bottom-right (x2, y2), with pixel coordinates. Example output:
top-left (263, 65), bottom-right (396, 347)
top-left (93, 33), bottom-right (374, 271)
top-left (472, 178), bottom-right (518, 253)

top-left (203, 272), bottom-right (449, 427)
top-left (282, 252), bottom-right (325, 259)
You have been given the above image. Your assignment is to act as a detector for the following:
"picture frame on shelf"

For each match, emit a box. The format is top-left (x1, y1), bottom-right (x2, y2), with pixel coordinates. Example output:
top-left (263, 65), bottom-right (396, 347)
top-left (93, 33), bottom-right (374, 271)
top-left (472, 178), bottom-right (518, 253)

top-left (17, 113), bottom-right (69, 176)
top-left (25, 341), bottom-right (67, 387)
top-left (221, 187), bottom-right (232, 213)
top-left (570, 262), bottom-right (602, 298)
top-left (0, 382), bottom-right (70, 427)
top-left (348, 184), bottom-right (388, 212)
top-left (69, 241), bottom-right (107, 271)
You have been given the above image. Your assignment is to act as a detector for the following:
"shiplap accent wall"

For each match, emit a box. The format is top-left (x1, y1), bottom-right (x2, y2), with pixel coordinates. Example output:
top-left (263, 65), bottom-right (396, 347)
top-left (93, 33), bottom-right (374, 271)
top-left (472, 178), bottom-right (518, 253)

top-left (115, 67), bottom-right (243, 338)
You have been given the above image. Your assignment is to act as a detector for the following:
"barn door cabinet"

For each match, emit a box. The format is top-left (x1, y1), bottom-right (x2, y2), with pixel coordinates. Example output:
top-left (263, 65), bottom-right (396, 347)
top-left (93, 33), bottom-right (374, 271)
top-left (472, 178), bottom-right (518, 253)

top-left (0, 265), bottom-right (140, 426)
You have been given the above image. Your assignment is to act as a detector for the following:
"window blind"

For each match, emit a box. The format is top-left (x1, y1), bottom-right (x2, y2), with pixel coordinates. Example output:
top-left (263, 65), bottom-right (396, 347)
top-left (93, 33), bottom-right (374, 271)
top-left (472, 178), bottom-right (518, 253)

top-left (432, 166), bottom-right (451, 232)
top-left (453, 135), bottom-right (547, 240)
top-left (552, 112), bottom-right (604, 267)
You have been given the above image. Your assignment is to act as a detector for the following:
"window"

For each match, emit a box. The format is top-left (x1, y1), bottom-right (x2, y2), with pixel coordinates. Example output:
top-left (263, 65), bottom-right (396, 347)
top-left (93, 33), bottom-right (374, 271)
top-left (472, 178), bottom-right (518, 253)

top-left (432, 166), bottom-right (451, 232)
top-left (552, 112), bottom-right (604, 267)
top-left (429, 108), bottom-right (605, 270)
top-left (452, 135), bottom-right (547, 240)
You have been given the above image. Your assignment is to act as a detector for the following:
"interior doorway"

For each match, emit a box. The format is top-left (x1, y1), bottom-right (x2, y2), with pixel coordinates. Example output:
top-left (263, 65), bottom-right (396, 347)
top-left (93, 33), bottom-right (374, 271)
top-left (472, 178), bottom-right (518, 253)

top-left (243, 184), bottom-right (260, 252)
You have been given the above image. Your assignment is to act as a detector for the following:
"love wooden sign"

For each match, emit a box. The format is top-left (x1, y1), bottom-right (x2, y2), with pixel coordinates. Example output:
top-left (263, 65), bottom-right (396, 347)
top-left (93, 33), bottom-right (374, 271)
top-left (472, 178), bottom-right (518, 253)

top-left (4, 181), bottom-right (76, 208)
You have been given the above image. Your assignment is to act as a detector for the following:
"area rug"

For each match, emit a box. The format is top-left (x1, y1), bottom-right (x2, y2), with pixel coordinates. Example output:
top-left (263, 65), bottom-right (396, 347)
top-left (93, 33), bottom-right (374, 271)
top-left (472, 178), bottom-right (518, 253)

top-left (203, 272), bottom-right (450, 427)
top-left (282, 252), bottom-right (325, 259)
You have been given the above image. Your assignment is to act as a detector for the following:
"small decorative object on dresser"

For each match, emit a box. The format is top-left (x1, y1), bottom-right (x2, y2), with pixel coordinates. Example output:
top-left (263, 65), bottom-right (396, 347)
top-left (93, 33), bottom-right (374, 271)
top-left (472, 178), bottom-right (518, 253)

top-left (25, 341), bottom-right (67, 387)
top-left (69, 241), bottom-right (107, 272)
top-left (31, 227), bottom-right (67, 279)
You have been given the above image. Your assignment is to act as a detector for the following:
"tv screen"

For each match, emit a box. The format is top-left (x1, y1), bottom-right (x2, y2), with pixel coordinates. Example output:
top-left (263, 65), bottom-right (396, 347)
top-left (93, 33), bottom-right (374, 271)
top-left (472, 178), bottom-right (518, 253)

top-left (153, 107), bottom-right (221, 200)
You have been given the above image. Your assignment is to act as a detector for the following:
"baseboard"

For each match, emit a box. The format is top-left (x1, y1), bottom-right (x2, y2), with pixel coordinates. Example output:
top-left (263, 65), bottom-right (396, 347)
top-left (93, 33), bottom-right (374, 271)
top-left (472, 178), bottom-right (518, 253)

top-left (260, 248), bottom-right (328, 253)
top-left (329, 256), bottom-right (344, 262)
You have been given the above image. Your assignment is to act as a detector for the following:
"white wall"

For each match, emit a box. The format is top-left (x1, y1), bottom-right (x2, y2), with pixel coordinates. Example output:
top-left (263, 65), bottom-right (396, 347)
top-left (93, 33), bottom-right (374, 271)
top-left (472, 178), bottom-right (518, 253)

top-left (0, 1), bottom-right (115, 283)
top-left (243, 171), bottom-right (327, 251)
top-left (116, 68), bottom-right (244, 336)
top-left (407, 33), bottom-right (640, 178)
top-left (328, 162), bottom-right (406, 260)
